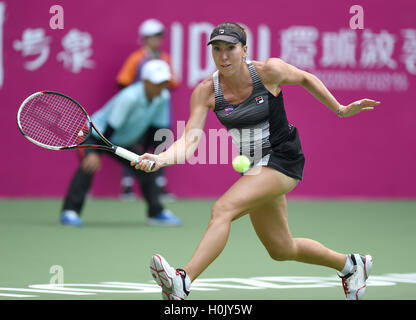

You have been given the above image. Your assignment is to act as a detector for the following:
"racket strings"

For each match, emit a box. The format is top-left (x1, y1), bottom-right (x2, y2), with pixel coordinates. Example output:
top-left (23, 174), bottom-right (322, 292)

top-left (19, 94), bottom-right (90, 148)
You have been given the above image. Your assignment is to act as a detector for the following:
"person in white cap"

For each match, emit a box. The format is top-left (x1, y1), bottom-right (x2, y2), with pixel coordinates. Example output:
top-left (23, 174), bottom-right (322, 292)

top-left (60, 60), bottom-right (183, 227)
top-left (117, 19), bottom-right (177, 87)
top-left (116, 18), bottom-right (178, 201)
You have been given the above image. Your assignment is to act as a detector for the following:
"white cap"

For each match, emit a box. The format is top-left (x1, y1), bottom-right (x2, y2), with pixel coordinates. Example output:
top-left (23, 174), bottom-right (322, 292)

top-left (139, 19), bottom-right (165, 37)
top-left (141, 59), bottom-right (171, 84)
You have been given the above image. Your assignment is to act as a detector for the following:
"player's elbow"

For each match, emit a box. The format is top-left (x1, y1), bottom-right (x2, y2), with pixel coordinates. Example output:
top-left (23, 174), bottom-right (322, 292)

top-left (300, 71), bottom-right (317, 88)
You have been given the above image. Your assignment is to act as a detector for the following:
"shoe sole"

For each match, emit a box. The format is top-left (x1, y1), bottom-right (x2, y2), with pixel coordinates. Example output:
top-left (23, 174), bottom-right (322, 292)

top-left (150, 254), bottom-right (174, 289)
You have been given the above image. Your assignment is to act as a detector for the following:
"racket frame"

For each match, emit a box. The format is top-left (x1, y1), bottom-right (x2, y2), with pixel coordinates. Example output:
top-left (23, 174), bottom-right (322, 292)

top-left (17, 91), bottom-right (155, 169)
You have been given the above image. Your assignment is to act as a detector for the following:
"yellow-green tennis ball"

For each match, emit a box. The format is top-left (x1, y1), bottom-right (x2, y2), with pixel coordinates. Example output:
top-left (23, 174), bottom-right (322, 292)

top-left (232, 155), bottom-right (250, 173)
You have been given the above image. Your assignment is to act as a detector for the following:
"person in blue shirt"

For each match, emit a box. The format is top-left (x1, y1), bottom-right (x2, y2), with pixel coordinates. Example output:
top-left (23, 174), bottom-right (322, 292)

top-left (60, 60), bottom-right (182, 227)
top-left (117, 19), bottom-right (178, 201)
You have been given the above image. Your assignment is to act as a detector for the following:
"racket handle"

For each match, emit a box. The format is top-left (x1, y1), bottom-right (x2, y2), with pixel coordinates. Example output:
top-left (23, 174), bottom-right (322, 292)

top-left (114, 147), bottom-right (155, 170)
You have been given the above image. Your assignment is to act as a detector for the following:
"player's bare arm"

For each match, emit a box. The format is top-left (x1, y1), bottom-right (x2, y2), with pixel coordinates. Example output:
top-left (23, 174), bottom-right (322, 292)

top-left (258, 58), bottom-right (381, 117)
top-left (132, 78), bottom-right (213, 172)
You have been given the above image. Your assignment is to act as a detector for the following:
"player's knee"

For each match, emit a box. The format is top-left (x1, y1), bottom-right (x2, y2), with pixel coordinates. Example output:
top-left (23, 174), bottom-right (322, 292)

top-left (268, 240), bottom-right (297, 261)
top-left (269, 251), bottom-right (291, 261)
top-left (210, 200), bottom-right (236, 224)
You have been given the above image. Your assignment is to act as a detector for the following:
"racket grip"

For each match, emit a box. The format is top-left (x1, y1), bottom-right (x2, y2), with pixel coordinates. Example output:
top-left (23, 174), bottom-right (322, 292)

top-left (114, 147), bottom-right (155, 170)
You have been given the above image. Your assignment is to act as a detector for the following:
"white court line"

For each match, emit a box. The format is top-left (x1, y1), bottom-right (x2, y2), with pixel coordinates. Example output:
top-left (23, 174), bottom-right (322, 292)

top-left (1, 273), bottom-right (416, 298)
top-left (0, 293), bottom-right (37, 298)
top-left (0, 287), bottom-right (93, 295)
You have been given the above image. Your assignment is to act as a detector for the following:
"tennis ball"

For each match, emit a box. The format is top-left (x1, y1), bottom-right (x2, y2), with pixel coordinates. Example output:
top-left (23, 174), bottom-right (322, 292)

top-left (232, 155), bottom-right (250, 173)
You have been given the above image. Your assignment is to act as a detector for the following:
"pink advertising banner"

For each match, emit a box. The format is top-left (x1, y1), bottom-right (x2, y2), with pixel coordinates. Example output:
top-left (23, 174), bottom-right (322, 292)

top-left (1, 0), bottom-right (415, 198)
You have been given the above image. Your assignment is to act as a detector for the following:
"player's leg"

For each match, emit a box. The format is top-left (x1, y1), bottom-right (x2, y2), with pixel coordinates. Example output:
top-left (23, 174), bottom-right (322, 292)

top-left (249, 191), bottom-right (373, 300)
top-left (248, 194), bottom-right (346, 270)
top-left (182, 167), bottom-right (298, 281)
top-left (150, 167), bottom-right (296, 299)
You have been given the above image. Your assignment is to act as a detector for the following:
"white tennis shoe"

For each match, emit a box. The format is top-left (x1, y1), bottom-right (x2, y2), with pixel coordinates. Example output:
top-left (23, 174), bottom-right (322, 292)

top-left (150, 254), bottom-right (190, 300)
top-left (338, 254), bottom-right (373, 300)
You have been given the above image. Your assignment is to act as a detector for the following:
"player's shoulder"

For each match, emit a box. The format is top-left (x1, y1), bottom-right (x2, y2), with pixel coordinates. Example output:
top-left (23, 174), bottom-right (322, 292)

top-left (191, 75), bottom-right (215, 108)
top-left (252, 58), bottom-right (285, 84)
top-left (252, 58), bottom-right (284, 76)
top-left (195, 75), bottom-right (215, 93)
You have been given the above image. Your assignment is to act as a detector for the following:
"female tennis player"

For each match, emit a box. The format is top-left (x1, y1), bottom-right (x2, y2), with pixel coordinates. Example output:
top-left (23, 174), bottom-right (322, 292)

top-left (131, 22), bottom-right (379, 300)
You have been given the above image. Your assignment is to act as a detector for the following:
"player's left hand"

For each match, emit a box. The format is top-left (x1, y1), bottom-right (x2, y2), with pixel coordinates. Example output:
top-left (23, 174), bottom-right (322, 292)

top-left (339, 99), bottom-right (381, 117)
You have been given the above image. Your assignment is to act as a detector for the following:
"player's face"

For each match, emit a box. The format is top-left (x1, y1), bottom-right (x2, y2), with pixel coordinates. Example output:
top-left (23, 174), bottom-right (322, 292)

top-left (144, 80), bottom-right (168, 101)
top-left (211, 41), bottom-right (247, 75)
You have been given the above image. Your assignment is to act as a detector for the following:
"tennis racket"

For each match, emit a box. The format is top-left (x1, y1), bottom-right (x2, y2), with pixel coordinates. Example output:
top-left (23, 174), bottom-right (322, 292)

top-left (17, 91), bottom-right (155, 170)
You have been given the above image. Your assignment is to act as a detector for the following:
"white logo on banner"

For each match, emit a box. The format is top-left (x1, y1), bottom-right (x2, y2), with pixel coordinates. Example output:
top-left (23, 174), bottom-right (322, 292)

top-left (281, 26), bottom-right (319, 69)
top-left (0, 2), bottom-right (4, 89)
top-left (360, 29), bottom-right (397, 69)
top-left (6, 19), bottom-right (416, 92)
top-left (401, 29), bottom-right (416, 75)
top-left (13, 28), bottom-right (51, 71)
top-left (183, 22), bottom-right (271, 87)
top-left (188, 23), bottom-right (216, 87)
top-left (321, 29), bottom-right (357, 68)
top-left (12, 27), bottom-right (95, 74)
top-left (278, 25), bottom-right (414, 92)
top-left (57, 29), bottom-right (95, 73)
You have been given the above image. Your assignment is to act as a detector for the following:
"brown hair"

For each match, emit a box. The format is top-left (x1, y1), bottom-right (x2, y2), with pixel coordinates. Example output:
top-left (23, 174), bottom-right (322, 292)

top-left (215, 22), bottom-right (247, 45)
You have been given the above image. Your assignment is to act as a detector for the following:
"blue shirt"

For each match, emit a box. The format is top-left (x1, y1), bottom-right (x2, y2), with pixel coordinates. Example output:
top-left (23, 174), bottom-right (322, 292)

top-left (91, 82), bottom-right (170, 147)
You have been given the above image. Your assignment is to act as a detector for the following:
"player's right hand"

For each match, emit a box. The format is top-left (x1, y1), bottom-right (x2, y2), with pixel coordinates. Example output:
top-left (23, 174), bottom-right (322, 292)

top-left (130, 153), bottom-right (160, 173)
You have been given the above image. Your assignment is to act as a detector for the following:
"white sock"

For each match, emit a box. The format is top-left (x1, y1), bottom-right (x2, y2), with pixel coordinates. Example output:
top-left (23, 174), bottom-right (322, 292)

top-left (339, 255), bottom-right (353, 276)
top-left (177, 269), bottom-right (191, 291)
top-left (184, 274), bottom-right (191, 291)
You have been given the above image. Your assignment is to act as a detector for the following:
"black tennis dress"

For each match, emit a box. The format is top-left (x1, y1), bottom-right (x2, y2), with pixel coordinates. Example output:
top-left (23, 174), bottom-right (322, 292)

top-left (213, 61), bottom-right (305, 180)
